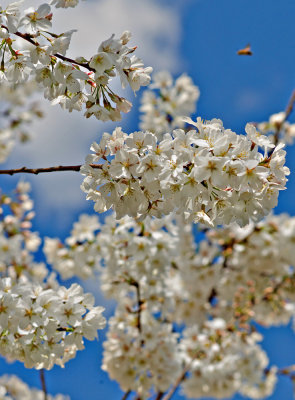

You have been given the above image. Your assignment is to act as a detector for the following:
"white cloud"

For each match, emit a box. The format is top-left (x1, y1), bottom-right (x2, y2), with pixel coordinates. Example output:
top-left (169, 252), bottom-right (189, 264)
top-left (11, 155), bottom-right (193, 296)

top-left (53, 0), bottom-right (182, 72)
top-left (3, 0), bottom-right (182, 230)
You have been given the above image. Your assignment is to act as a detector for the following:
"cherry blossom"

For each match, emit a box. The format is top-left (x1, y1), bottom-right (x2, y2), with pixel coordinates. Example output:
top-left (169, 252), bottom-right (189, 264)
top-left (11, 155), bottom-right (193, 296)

top-left (0, 2), bottom-right (152, 121)
top-left (81, 119), bottom-right (289, 226)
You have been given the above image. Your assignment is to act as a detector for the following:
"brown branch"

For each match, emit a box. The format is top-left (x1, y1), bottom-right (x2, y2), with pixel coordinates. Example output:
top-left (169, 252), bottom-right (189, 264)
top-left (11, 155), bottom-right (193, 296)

top-left (162, 368), bottom-right (188, 400)
top-left (154, 392), bottom-right (165, 400)
top-left (1, 25), bottom-right (95, 72)
top-left (130, 280), bottom-right (143, 334)
top-left (53, 52), bottom-right (95, 72)
top-left (284, 90), bottom-right (295, 123)
top-left (272, 89), bottom-right (295, 146)
top-left (40, 369), bottom-right (48, 400)
top-left (0, 164), bottom-right (102, 175)
top-left (121, 390), bottom-right (131, 400)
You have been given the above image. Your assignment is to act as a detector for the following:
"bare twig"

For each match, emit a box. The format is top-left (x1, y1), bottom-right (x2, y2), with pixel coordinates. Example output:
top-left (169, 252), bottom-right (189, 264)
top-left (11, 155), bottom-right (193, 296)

top-left (273, 89), bottom-right (295, 146)
top-left (0, 164), bottom-right (102, 175)
top-left (40, 369), bottom-right (48, 400)
top-left (154, 392), bottom-right (165, 400)
top-left (121, 390), bottom-right (131, 400)
top-left (162, 368), bottom-right (188, 400)
top-left (284, 90), bottom-right (295, 123)
top-left (129, 280), bottom-right (143, 334)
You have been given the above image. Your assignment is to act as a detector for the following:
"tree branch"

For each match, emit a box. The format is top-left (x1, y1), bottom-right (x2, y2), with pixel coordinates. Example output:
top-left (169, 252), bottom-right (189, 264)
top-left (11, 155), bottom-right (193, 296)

top-left (0, 164), bottom-right (102, 175)
top-left (130, 280), bottom-right (144, 335)
top-left (40, 369), bottom-right (48, 400)
top-left (162, 369), bottom-right (188, 400)
top-left (154, 392), bottom-right (165, 400)
top-left (1, 25), bottom-right (95, 72)
top-left (273, 89), bottom-right (295, 146)
top-left (121, 390), bottom-right (131, 400)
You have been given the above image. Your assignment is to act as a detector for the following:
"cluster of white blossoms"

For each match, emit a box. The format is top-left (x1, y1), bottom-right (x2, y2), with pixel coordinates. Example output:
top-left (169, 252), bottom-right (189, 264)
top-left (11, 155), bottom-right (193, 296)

top-left (102, 308), bottom-right (181, 399)
top-left (0, 80), bottom-right (43, 163)
top-left (81, 119), bottom-right (289, 227)
top-left (0, 0), bottom-right (294, 394)
top-left (0, 181), bottom-right (49, 284)
top-left (258, 111), bottom-right (295, 145)
top-left (44, 211), bottom-right (287, 398)
top-left (0, 278), bottom-right (105, 369)
top-left (139, 71), bottom-right (200, 138)
top-left (44, 214), bottom-right (102, 280)
top-left (180, 319), bottom-right (277, 399)
top-left (44, 213), bottom-right (179, 314)
top-left (0, 2), bottom-right (152, 121)
top-left (0, 374), bottom-right (70, 399)
top-left (0, 184), bottom-right (106, 370)
top-left (45, 207), bottom-right (295, 328)
top-left (206, 213), bottom-right (295, 326)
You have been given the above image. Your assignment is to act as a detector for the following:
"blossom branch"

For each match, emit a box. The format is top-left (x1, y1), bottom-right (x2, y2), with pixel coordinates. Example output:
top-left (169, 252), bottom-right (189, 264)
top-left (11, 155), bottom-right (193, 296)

top-left (40, 369), bottom-right (48, 400)
top-left (1, 24), bottom-right (95, 72)
top-left (1, 24), bottom-right (39, 46)
top-left (0, 164), bottom-right (102, 175)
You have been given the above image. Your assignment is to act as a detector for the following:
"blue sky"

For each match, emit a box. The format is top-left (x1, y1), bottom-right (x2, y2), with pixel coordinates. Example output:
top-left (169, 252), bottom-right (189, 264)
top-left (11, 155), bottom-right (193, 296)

top-left (1, 0), bottom-right (295, 399)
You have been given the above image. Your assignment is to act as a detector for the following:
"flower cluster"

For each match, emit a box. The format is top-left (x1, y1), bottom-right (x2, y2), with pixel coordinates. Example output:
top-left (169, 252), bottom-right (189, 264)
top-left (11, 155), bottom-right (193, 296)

top-left (44, 210), bottom-right (295, 398)
top-left (0, 181), bottom-right (48, 284)
top-left (206, 214), bottom-right (295, 326)
top-left (139, 71), bottom-right (200, 138)
top-left (44, 214), bottom-right (179, 315)
top-left (102, 308), bottom-right (181, 399)
top-left (0, 80), bottom-right (43, 163)
top-left (44, 214), bottom-right (102, 280)
top-left (0, 2), bottom-right (152, 121)
top-left (0, 278), bottom-right (106, 369)
top-left (180, 319), bottom-right (277, 399)
top-left (258, 111), bottom-right (295, 145)
top-left (0, 184), bottom-right (106, 370)
top-left (0, 374), bottom-right (70, 399)
top-left (81, 119), bottom-right (289, 227)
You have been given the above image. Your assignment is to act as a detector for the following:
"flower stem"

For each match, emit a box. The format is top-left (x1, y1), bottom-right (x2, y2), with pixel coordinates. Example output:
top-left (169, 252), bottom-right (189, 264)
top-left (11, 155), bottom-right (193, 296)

top-left (40, 369), bottom-right (48, 400)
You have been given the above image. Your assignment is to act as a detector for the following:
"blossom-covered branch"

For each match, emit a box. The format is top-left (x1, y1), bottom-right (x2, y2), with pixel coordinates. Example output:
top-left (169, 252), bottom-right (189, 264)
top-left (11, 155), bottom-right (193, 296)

top-left (81, 120), bottom-right (289, 227)
top-left (0, 2), bottom-right (152, 122)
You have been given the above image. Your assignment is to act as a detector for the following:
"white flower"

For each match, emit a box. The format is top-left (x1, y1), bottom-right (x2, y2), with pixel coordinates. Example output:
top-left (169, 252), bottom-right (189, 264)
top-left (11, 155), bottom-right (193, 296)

top-left (21, 4), bottom-right (52, 35)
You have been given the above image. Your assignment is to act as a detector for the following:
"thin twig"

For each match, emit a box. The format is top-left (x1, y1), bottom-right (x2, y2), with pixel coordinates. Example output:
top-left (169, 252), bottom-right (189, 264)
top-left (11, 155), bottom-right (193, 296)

top-left (162, 369), bottom-right (188, 400)
top-left (40, 369), bottom-right (48, 400)
top-left (0, 164), bottom-right (102, 175)
top-left (284, 90), bottom-right (295, 123)
top-left (53, 52), bottom-right (95, 72)
top-left (121, 390), bottom-right (131, 400)
top-left (154, 392), bottom-right (165, 400)
top-left (273, 89), bottom-right (295, 146)
top-left (130, 280), bottom-right (143, 334)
